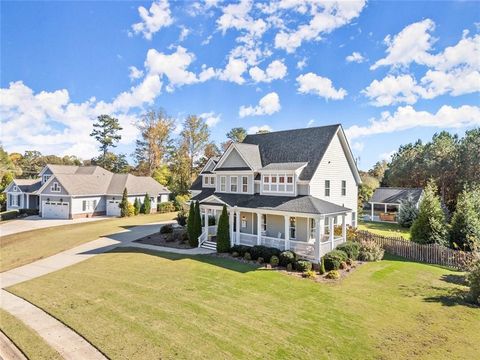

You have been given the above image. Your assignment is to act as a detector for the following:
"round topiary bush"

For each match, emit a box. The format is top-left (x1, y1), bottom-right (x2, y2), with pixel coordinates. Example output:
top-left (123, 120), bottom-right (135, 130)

top-left (230, 245), bottom-right (250, 257)
top-left (286, 263), bottom-right (293, 272)
top-left (279, 251), bottom-right (296, 267)
top-left (295, 260), bottom-right (312, 272)
top-left (336, 242), bottom-right (360, 260)
top-left (270, 255), bottom-right (279, 267)
top-left (302, 270), bottom-right (316, 279)
top-left (244, 252), bottom-right (252, 261)
top-left (257, 257), bottom-right (264, 264)
top-left (323, 250), bottom-right (348, 271)
top-left (325, 270), bottom-right (340, 279)
top-left (231, 251), bottom-right (239, 257)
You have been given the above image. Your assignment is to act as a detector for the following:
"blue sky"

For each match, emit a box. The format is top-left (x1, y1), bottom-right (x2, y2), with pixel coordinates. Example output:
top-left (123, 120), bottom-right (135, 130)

top-left (1, 0), bottom-right (479, 170)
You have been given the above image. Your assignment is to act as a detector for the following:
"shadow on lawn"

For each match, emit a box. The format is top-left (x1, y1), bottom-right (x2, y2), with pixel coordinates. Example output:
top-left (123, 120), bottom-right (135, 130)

top-left (423, 288), bottom-right (477, 308)
top-left (109, 246), bottom-right (261, 274)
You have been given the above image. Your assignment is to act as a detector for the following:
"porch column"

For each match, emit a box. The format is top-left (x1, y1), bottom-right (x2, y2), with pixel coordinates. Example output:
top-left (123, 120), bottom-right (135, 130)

top-left (342, 214), bottom-right (347, 243)
top-left (204, 209), bottom-right (209, 239)
top-left (229, 210), bottom-right (235, 247)
top-left (329, 216), bottom-right (334, 250)
top-left (314, 217), bottom-right (321, 262)
top-left (371, 202), bottom-right (374, 220)
top-left (256, 213), bottom-right (262, 245)
top-left (284, 215), bottom-right (290, 250)
top-left (235, 206), bottom-right (240, 245)
top-left (384, 203), bottom-right (387, 213)
top-left (26, 194), bottom-right (29, 209)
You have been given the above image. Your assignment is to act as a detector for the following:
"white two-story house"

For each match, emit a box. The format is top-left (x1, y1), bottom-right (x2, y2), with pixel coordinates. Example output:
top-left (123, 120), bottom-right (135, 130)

top-left (190, 124), bottom-right (361, 260)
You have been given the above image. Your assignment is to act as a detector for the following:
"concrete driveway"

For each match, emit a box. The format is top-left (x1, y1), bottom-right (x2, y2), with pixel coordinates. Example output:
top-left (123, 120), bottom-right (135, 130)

top-left (0, 215), bottom-right (109, 237)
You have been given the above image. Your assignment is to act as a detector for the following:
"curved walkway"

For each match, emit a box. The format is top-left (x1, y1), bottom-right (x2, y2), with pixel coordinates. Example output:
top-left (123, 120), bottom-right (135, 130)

top-left (0, 220), bottom-right (213, 359)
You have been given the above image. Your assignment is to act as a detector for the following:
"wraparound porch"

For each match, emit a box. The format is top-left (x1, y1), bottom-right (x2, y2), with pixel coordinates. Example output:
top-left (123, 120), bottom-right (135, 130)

top-left (198, 204), bottom-right (348, 262)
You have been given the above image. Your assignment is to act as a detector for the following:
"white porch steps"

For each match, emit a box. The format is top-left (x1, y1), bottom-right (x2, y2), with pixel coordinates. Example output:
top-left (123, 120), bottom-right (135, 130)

top-left (201, 240), bottom-right (217, 251)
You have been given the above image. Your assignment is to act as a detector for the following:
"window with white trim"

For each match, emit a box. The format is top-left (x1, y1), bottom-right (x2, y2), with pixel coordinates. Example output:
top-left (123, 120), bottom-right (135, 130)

top-left (309, 218), bottom-right (316, 239)
top-left (262, 214), bottom-right (267, 232)
top-left (241, 176), bottom-right (248, 193)
top-left (262, 173), bottom-right (294, 194)
top-left (10, 194), bottom-right (19, 207)
top-left (341, 180), bottom-right (346, 196)
top-left (220, 176), bottom-right (226, 192)
top-left (13, 185), bottom-right (18, 192)
top-left (51, 182), bottom-right (61, 192)
top-left (43, 175), bottom-right (50, 184)
top-left (289, 217), bottom-right (296, 239)
top-left (230, 176), bottom-right (238, 192)
top-left (325, 180), bottom-right (330, 197)
top-left (209, 176), bottom-right (215, 185)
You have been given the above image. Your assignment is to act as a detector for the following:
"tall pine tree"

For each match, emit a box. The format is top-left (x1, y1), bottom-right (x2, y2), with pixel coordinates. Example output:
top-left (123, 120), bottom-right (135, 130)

top-left (120, 188), bottom-right (129, 217)
top-left (187, 202), bottom-right (196, 246)
top-left (449, 185), bottom-right (480, 251)
top-left (192, 201), bottom-right (202, 247)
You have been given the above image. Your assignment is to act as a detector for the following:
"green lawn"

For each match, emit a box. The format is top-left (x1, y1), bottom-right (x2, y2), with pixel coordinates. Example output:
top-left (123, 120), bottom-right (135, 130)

top-left (358, 220), bottom-right (411, 239)
top-left (7, 249), bottom-right (479, 359)
top-left (0, 309), bottom-right (62, 360)
top-left (0, 212), bottom-right (176, 272)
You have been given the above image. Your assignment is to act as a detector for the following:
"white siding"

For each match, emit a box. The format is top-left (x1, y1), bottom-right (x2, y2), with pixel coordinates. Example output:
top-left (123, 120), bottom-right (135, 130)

top-left (71, 196), bottom-right (105, 215)
top-left (309, 133), bottom-right (358, 225)
top-left (221, 148), bottom-right (249, 168)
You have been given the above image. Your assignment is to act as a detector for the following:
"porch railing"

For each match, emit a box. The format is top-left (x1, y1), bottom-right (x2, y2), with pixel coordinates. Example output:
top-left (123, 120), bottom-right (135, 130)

top-left (198, 231), bottom-right (207, 248)
top-left (238, 233), bottom-right (257, 246)
top-left (261, 236), bottom-right (286, 251)
top-left (290, 240), bottom-right (315, 261)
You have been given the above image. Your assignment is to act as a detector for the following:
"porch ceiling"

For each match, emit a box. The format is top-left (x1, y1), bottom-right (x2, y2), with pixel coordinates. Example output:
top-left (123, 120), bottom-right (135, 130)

top-left (193, 190), bottom-right (351, 216)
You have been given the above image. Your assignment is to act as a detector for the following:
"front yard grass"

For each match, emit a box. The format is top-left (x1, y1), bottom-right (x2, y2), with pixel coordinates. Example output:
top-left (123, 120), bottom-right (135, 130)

top-left (7, 249), bottom-right (479, 359)
top-left (0, 308), bottom-right (62, 360)
top-left (358, 220), bottom-right (411, 239)
top-left (0, 212), bottom-right (176, 272)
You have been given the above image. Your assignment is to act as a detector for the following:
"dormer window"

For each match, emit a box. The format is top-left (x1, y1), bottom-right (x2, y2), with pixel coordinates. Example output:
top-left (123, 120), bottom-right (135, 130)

top-left (51, 182), bottom-right (61, 192)
top-left (262, 173), bottom-right (294, 194)
top-left (13, 185), bottom-right (18, 192)
top-left (43, 175), bottom-right (50, 184)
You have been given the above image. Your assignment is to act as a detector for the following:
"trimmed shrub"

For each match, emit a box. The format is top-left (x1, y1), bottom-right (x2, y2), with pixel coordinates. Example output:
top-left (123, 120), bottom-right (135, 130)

top-left (133, 198), bottom-right (141, 215)
top-left (160, 224), bottom-right (174, 234)
top-left (339, 261), bottom-right (348, 270)
top-left (127, 202), bottom-right (135, 217)
top-left (231, 251), bottom-right (239, 257)
top-left (319, 257), bottom-right (326, 275)
top-left (192, 201), bottom-right (202, 247)
top-left (336, 242), bottom-right (360, 260)
top-left (302, 270), bottom-right (316, 279)
top-left (257, 257), bottom-right (264, 264)
top-left (346, 258), bottom-right (353, 266)
top-left (326, 270), bottom-right (340, 280)
top-left (467, 260), bottom-right (480, 305)
top-left (19, 209), bottom-right (39, 216)
top-left (250, 245), bottom-right (281, 262)
top-left (279, 251), bottom-right (296, 267)
top-left (0, 210), bottom-right (19, 221)
top-left (244, 252), bottom-right (251, 261)
top-left (216, 205), bottom-right (230, 253)
top-left (398, 195), bottom-right (419, 228)
top-left (158, 201), bottom-right (175, 214)
top-left (230, 245), bottom-right (250, 257)
top-left (358, 240), bottom-right (385, 261)
top-left (176, 210), bottom-right (187, 226)
top-left (141, 193), bottom-right (151, 214)
top-left (120, 188), bottom-right (129, 217)
top-left (323, 250), bottom-right (348, 271)
top-left (295, 260), bottom-right (312, 272)
top-left (270, 255), bottom-right (279, 267)
top-left (286, 263), bottom-right (293, 272)
top-left (187, 202), bottom-right (195, 246)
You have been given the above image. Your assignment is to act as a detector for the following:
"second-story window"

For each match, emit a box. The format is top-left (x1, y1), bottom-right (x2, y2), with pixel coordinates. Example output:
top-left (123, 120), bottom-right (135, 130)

top-left (230, 176), bottom-right (238, 192)
top-left (262, 174), bottom-right (294, 194)
top-left (51, 182), bottom-right (61, 192)
top-left (286, 176), bottom-right (293, 192)
top-left (220, 176), bottom-right (226, 192)
top-left (43, 175), bottom-right (50, 183)
top-left (341, 180), bottom-right (346, 196)
top-left (242, 176), bottom-right (248, 193)
top-left (325, 180), bottom-right (330, 197)
top-left (210, 176), bottom-right (215, 186)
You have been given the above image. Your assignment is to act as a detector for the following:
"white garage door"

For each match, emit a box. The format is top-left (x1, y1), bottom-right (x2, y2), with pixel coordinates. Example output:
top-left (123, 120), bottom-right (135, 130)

top-left (42, 201), bottom-right (69, 219)
top-left (107, 200), bottom-right (121, 217)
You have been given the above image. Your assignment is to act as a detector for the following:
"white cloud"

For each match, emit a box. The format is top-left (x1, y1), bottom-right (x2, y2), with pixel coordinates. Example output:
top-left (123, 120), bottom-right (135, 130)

top-left (200, 112), bottom-right (221, 127)
top-left (345, 104), bottom-right (480, 140)
top-left (239, 92), bottom-right (281, 117)
top-left (379, 150), bottom-right (395, 161)
top-left (371, 19), bottom-right (436, 70)
top-left (274, 0), bottom-right (366, 53)
top-left (346, 51), bottom-right (365, 63)
top-left (219, 56), bottom-right (248, 84)
top-left (296, 57), bottom-right (307, 70)
top-left (352, 142), bottom-right (365, 152)
top-left (130, 0), bottom-right (174, 40)
top-left (363, 74), bottom-right (421, 106)
top-left (110, 74), bottom-right (162, 111)
top-left (145, 46), bottom-right (216, 91)
top-left (178, 26), bottom-right (190, 41)
top-left (249, 59), bottom-right (287, 82)
top-left (247, 124), bottom-right (272, 134)
top-left (307, 119), bottom-right (315, 127)
top-left (296, 72), bottom-right (347, 100)
top-left (217, 0), bottom-right (267, 39)
top-left (128, 66), bottom-right (144, 81)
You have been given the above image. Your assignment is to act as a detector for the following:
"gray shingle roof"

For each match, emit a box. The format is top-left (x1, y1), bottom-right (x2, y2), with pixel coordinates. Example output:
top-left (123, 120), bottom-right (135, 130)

top-left (191, 190), bottom-right (350, 215)
top-left (232, 143), bottom-right (262, 170)
top-left (106, 174), bottom-right (170, 196)
top-left (242, 124), bottom-right (340, 180)
top-left (13, 178), bottom-right (42, 193)
top-left (260, 162), bottom-right (308, 171)
top-left (190, 176), bottom-right (203, 190)
top-left (370, 187), bottom-right (423, 204)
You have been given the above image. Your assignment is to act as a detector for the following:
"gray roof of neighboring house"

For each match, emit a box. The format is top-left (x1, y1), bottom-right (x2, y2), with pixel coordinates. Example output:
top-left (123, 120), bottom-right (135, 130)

top-left (190, 176), bottom-right (203, 191)
top-left (260, 162), bottom-right (308, 171)
top-left (106, 174), bottom-right (169, 195)
top-left (370, 187), bottom-right (423, 204)
top-left (242, 124), bottom-right (340, 180)
top-left (191, 189), bottom-right (350, 215)
top-left (12, 178), bottom-right (42, 193)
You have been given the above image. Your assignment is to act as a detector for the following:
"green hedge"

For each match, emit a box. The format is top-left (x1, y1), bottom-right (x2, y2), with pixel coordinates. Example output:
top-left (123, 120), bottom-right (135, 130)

top-left (336, 242), bottom-right (360, 260)
top-left (323, 250), bottom-right (348, 271)
top-left (0, 210), bottom-right (19, 221)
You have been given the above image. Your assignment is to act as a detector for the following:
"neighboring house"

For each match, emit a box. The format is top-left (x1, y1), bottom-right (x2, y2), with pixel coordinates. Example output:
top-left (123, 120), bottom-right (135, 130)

top-left (4, 165), bottom-right (170, 219)
top-left (190, 124), bottom-right (361, 261)
top-left (366, 187), bottom-right (423, 223)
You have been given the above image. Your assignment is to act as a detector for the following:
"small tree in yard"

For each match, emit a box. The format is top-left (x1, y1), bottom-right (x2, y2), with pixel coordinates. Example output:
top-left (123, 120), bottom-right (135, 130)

top-left (410, 181), bottom-right (448, 245)
top-left (398, 195), bottom-right (419, 228)
top-left (187, 202), bottom-right (196, 246)
top-left (133, 198), bottom-right (141, 215)
top-left (192, 201), bottom-right (202, 247)
top-left (120, 188), bottom-right (129, 217)
top-left (449, 185), bottom-right (480, 252)
top-left (141, 193), bottom-right (151, 214)
top-left (467, 260), bottom-right (480, 305)
top-left (216, 204), bottom-right (230, 252)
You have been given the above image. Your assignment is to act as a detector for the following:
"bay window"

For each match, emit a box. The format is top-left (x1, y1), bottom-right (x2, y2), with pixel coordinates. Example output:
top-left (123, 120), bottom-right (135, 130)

top-left (262, 173), bottom-right (294, 194)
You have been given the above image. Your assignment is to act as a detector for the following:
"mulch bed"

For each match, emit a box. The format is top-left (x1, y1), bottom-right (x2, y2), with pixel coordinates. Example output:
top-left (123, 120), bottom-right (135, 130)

top-left (134, 228), bottom-right (193, 249)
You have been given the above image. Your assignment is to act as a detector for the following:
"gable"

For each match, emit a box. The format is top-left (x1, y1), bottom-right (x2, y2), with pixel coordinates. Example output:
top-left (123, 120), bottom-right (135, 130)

top-left (219, 147), bottom-right (250, 169)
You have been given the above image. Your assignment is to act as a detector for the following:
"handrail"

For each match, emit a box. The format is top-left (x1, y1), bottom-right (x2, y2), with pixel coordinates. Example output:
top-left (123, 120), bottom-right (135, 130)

top-left (197, 231), bottom-right (207, 248)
